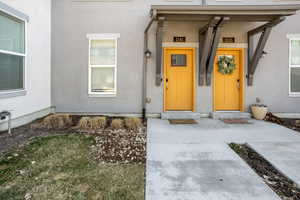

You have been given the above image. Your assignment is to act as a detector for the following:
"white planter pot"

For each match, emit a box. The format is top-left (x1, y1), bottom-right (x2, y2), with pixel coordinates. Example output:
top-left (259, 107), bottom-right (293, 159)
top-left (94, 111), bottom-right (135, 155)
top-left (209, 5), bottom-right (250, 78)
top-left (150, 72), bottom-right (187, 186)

top-left (251, 106), bottom-right (268, 120)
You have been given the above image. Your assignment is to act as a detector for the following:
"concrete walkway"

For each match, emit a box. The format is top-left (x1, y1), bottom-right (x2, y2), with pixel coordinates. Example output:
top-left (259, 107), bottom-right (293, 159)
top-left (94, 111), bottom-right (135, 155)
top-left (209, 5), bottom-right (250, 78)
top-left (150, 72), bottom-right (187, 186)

top-left (146, 118), bottom-right (300, 200)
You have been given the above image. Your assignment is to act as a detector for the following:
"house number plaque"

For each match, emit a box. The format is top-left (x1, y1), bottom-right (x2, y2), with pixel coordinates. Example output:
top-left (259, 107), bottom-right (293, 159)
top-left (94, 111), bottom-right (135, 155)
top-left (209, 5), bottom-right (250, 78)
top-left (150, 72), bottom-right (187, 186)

top-left (173, 36), bottom-right (186, 42)
top-left (222, 37), bottom-right (235, 43)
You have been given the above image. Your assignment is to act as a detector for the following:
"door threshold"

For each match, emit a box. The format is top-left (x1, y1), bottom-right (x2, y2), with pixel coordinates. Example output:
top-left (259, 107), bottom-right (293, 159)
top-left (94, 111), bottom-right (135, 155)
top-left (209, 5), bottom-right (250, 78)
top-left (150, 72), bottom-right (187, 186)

top-left (161, 111), bottom-right (201, 120)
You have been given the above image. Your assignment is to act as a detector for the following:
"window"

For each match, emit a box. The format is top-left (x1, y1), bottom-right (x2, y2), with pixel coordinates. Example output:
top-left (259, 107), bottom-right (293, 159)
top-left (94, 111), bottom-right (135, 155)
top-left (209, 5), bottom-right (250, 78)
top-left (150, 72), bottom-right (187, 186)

top-left (288, 35), bottom-right (300, 97)
top-left (87, 34), bottom-right (119, 96)
top-left (0, 11), bottom-right (26, 93)
top-left (171, 54), bottom-right (187, 67)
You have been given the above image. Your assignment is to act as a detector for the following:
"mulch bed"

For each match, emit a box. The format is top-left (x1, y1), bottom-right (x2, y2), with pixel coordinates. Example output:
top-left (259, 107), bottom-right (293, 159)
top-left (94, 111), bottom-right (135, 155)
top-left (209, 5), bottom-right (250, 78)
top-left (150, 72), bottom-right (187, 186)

top-left (264, 112), bottom-right (300, 132)
top-left (230, 143), bottom-right (300, 200)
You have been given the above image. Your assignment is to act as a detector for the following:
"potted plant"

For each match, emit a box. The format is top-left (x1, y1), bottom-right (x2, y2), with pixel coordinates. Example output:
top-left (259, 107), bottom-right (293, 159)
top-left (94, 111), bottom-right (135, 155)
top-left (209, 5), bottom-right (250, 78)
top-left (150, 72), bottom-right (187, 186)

top-left (251, 98), bottom-right (268, 120)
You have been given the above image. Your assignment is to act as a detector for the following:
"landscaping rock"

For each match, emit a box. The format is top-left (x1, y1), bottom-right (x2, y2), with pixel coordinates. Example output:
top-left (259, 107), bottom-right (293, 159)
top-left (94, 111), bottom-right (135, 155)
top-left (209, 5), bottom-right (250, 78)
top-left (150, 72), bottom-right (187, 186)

top-left (92, 128), bottom-right (146, 164)
top-left (24, 193), bottom-right (32, 200)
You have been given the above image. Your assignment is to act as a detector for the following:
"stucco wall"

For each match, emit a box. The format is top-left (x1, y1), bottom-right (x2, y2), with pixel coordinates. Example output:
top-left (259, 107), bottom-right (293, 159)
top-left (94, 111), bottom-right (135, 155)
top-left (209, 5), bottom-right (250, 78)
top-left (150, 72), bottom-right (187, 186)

top-left (52, 0), bottom-right (300, 114)
top-left (0, 0), bottom-right (52, 127)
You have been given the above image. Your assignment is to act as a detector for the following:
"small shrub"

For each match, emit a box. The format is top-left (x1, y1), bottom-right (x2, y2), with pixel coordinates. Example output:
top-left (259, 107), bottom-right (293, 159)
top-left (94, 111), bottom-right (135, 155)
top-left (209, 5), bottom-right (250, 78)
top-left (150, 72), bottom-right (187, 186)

top-left (41, 114), bottom-right (72, 130)
top-left (110, 119), bottom-right (124, 130)
top-left (76, 117), bottom-right (91, 130)
top-left (90, 117), bottom-right (106, 129)
top-left (75, 116), bottom-right (106, 131)
top-left (124, 117), bottom-right (142, 131)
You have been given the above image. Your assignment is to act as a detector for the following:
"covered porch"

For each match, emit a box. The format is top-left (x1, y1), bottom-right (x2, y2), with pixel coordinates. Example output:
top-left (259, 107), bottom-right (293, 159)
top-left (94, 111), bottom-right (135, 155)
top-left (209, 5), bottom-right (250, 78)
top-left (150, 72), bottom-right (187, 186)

top-left (142, 5), bottom-right (300, 118)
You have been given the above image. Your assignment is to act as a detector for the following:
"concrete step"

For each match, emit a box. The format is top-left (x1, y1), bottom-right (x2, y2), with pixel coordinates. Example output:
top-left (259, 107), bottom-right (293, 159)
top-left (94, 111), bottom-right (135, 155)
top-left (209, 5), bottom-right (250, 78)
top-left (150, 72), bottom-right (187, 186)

top-left (211, 112), bottom-right (251, 119)
top-left (161, 112), bottom-right (201, 120)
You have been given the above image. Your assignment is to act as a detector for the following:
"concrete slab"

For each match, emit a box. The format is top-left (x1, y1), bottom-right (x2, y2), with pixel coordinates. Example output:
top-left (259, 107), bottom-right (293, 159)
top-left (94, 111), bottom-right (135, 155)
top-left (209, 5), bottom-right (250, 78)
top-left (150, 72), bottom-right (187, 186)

top-left (146, 143), bottom-right (280, 200)
top-left (146, 119), bottom-right (300, 200)
top-left (248, 142), bottom-right (300, 186)
top-left (148, 118), bottom-right (300, 144)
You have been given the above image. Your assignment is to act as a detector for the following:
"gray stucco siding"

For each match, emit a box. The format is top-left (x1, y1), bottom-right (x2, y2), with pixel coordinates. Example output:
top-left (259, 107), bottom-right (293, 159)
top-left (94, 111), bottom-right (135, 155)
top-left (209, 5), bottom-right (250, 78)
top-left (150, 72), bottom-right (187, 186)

top-left (52, 1), bottom-right (149, 113)
top-left (52, 0), bottom-right (300, 114)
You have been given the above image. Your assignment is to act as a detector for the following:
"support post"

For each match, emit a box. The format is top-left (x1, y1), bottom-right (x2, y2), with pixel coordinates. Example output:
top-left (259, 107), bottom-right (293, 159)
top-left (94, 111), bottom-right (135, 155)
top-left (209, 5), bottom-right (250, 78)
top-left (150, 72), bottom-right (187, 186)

top-left (247, 27), bottom-right (272, 86)
top-left (198, 17), bottom-right (220, 86)
top-left (206, 17), bottom-right (229, 86)
top-left (155, 17), bottom-right (164, 86)
top-left (247, 17), bottom-right (285, 86)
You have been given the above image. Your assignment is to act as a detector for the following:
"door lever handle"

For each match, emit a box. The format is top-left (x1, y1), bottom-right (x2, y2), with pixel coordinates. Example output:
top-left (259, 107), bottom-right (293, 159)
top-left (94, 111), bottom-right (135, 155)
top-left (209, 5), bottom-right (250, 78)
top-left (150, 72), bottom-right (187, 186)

top-left (237, 79), bottom-right (240, 89)
top-left (166, 78), bottom-right (169, 90)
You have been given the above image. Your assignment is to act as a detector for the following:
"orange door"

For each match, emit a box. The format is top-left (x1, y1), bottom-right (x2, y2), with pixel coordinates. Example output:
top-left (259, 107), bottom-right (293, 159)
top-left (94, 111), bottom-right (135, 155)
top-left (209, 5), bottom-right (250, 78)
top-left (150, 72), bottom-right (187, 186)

top-left (164, 48), bottom-right (195, 111)
top-left (214, 49), bottom-right (243, 111)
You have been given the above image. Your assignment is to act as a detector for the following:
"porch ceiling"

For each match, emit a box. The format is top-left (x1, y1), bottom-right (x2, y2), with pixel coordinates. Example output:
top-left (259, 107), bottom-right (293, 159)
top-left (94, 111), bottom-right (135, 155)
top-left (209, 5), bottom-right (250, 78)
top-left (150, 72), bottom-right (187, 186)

top-left (151, 5), bottom-right (300, 21)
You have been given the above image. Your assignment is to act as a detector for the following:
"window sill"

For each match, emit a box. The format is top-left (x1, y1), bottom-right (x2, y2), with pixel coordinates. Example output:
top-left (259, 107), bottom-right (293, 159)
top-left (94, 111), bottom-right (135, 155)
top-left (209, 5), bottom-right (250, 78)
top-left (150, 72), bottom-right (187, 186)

top-left (289, 93), bottom-right (300, 98)
top-left (0, 90), bottom-right (27, 99)
top-left (88, 93), bottom-right (117, 98)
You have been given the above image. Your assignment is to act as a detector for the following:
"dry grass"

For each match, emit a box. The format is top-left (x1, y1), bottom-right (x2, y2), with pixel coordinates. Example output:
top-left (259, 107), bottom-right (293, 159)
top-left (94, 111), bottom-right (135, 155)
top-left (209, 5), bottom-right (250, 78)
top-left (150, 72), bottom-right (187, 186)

top-left (110, 119), bottom-right (124, 130)
top-left (0, 135), bottom-right (145, 200)
top-left (90, 117), bottom-right (106, 129)
top-left (76, 117), bottom-right (106, 131)
top-left (76, 117), bottom-right (90, 130)
top-left (124, 117), bottom-right (142, 131)
top-left (40, 114), bottom-right (72, 130)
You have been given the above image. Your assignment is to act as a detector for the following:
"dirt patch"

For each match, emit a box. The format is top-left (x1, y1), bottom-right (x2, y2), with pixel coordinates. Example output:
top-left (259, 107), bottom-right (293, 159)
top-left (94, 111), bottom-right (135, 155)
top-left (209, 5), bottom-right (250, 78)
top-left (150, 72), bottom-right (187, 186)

top-left (0, 122), bottom-right (67, 157)
top-left (230, 143), bottom-right (300, 200)
top-left (264, 112), bottom-right (300, 132)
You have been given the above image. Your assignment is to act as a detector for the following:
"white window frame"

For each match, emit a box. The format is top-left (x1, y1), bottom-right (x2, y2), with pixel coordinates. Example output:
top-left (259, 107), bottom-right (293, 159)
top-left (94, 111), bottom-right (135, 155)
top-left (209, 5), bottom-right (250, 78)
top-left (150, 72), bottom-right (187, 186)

top-left (287, 34), bottom-right (300, 97)
top-left (0, 9), bottom-right (27, 98)
top-left (87, 33), bottom-right (120, 97)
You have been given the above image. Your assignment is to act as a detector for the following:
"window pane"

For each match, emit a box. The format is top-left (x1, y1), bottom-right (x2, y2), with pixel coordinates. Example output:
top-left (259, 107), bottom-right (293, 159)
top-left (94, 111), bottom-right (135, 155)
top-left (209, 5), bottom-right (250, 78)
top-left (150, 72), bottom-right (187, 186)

top-left (291, 40), bottom-right (300, 65)
top-left (291, 68), bottom-right (300, 93)
top-left (91, 67), bottom-right (115, 93)
top-left (171, 54), bottom-right (187, 67)
top-left (90, 40), bottom-right (116, 65)
top-left (0, 53), bottom-right (24, 91)
top-left (0, 12), bottom-right (25, 53)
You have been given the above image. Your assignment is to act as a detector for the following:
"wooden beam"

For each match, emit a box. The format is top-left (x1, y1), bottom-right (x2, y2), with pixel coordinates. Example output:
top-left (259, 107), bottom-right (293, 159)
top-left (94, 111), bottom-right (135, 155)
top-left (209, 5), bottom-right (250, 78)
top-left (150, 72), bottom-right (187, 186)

top-left (206, 17), bottom-right (229, 86)
top-left (247, 27), bottom-right (272, 86)
top-left (198, 17), bottom-right (220, 86)
top-left (198, 26), bottom-right (213, 85)
top-left (247, 17), bottom-right (285, 86)
top-left (248, 16), bottom-right (285, 36)
top-left (155, 17), bottom-right (164, 86)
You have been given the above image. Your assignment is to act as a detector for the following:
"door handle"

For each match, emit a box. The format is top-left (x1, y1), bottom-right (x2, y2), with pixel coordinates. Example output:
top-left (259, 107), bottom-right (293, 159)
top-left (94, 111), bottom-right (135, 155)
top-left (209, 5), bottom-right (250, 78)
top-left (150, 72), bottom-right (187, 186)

top-left (166, 78), bottom-right (169, 90)
top-left (237, 79), bottom-right (240, 89)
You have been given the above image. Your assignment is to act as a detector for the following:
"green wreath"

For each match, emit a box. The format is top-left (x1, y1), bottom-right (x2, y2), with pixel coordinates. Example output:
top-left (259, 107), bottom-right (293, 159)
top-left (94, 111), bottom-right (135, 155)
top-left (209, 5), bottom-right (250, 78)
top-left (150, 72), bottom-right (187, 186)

top-left (217, 55), bottom-right (236, 75)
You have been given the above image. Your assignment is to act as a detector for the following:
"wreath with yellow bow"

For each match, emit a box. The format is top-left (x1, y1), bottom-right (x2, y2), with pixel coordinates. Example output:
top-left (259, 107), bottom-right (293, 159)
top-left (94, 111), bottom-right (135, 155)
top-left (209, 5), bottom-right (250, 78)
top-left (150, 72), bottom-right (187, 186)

top-left (217, 55), bottom-right (236, 75)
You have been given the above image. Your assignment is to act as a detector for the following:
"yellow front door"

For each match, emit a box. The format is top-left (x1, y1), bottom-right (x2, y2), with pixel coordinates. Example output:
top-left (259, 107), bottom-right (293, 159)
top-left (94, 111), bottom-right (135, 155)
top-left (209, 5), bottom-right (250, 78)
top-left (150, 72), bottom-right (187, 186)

top-left (164, 48), bottom-right (195, 111)
top-left (214, 49), bottom-right (243, 111)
